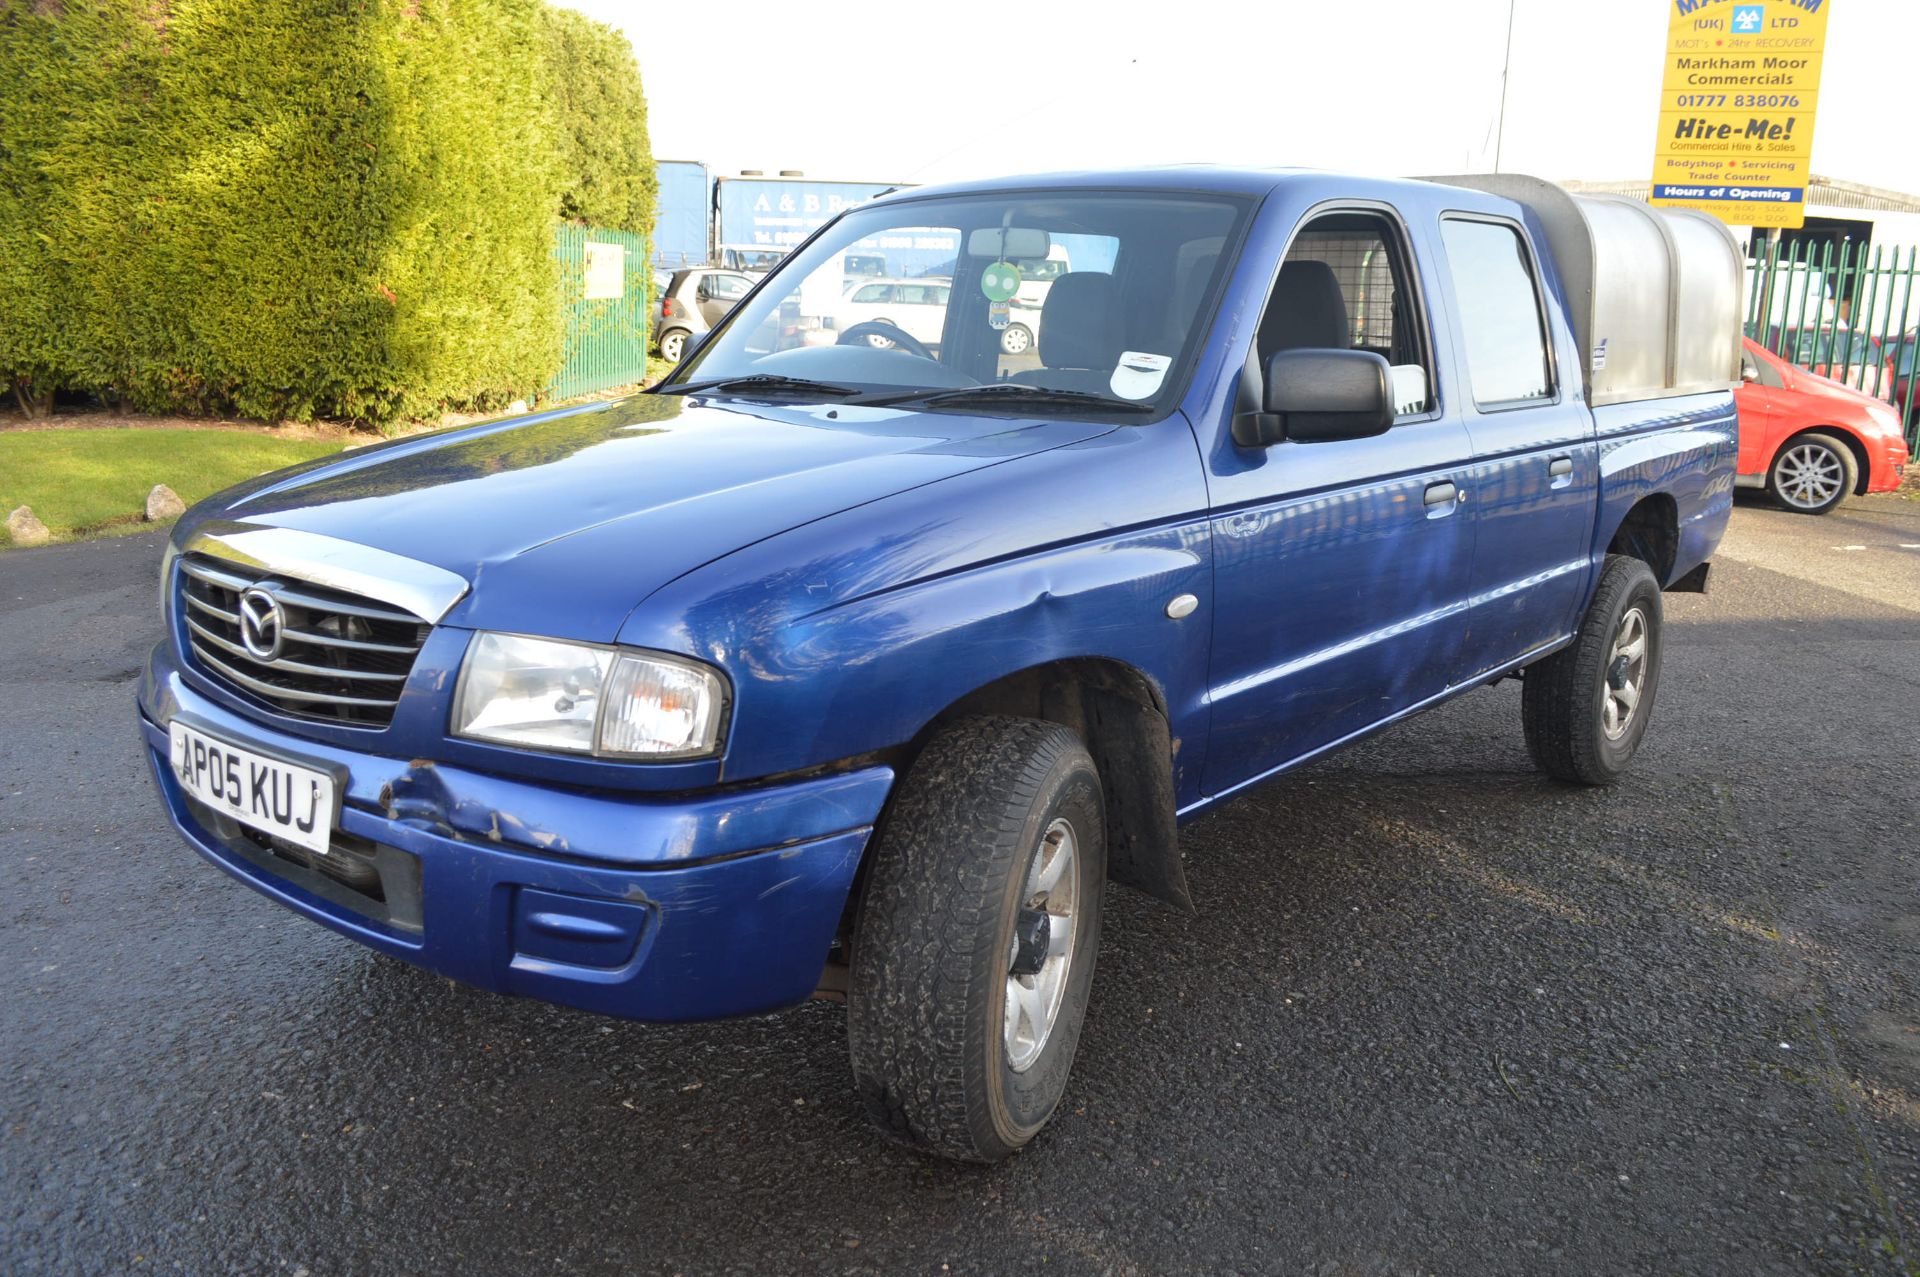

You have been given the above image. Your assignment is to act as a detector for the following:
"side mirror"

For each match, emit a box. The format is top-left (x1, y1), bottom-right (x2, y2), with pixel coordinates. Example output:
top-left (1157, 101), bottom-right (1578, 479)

top-left (695, 280), bottom-right (714, 301)
top-left (1740, 360), bottom-right (1760, 383)
top-left (1240, 349), bottom-right (1394, 446)
top-left (674, 328), bottom-right (714, 365)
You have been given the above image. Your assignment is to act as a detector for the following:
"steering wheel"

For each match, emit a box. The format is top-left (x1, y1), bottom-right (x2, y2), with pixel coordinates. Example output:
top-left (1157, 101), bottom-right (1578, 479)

top-left (835, 321), bottom-right (936, 361)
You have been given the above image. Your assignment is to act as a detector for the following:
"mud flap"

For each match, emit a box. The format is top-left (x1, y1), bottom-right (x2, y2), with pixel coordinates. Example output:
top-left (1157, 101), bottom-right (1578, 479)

top-left (1085, 687), bottom-right (1193, 913)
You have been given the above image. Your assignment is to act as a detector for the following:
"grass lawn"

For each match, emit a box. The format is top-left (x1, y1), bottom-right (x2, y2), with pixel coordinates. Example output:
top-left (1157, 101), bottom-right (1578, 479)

top-left (1, 428), bottom-right (347, 546)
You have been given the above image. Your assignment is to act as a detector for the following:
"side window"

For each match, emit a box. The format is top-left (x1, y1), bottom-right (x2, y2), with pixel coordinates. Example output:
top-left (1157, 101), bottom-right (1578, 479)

top-left (1262, 212), bottom-right (1433, 416)
top-left (1439, 218), bottom-right (1553, 406)
top-left (712, 274), bottom-right (751, 301)
top-left (852, 283), bottom-right (891, 303)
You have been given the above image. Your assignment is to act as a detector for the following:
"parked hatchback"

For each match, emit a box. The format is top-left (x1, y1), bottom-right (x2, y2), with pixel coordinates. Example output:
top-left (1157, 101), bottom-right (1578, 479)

top-left (656, 268), bottom-right (756, 364)
top-left (831, 277), bottom-right (952, 350)
top-left (1736, 337), bottom-right (1910, 513)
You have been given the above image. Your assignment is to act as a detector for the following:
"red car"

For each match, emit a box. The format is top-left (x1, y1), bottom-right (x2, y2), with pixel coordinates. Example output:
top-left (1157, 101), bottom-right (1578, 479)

top-left (1736, 337), bottom-right (1911, 514)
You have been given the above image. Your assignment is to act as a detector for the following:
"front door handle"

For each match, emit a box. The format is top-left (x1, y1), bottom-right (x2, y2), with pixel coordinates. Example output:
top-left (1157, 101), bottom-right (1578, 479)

top-left (1548, 456), bottom-right (1574, 489)
top-left (1423, 481), bottom-right (1459, 507)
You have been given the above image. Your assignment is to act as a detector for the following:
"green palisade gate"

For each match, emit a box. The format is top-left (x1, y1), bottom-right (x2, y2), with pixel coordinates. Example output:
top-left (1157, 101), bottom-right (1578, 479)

top-left (1744, 237), bottom-right (1920, 450)
top-left (551, 224), bottom-right (653, 401)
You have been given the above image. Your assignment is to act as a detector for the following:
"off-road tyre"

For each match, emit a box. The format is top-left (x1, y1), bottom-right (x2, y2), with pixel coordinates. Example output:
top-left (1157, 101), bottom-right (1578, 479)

top-left (846, 715), bottom-right (1105, 1162)
top-left (1522, 554), bottom-right (1664, 786)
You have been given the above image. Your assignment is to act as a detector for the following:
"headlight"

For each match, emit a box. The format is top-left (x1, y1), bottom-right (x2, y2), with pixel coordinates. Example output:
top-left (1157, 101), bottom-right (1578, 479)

top-left (452, 632), bottom-right (728, 760)
top-left (1867, 401), bottom-right (1901, 435)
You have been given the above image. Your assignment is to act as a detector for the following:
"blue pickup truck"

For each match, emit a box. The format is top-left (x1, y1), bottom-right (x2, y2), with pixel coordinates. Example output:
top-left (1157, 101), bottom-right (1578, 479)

top-left (139, 168), bottom-right (1742, 1161)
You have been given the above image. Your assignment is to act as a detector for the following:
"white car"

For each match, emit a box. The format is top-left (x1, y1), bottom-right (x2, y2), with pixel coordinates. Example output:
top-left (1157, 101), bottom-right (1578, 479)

top-left (833, 277), bottom-right (952, 349)
top-left (1011, 246), bottom-right (1071, 312)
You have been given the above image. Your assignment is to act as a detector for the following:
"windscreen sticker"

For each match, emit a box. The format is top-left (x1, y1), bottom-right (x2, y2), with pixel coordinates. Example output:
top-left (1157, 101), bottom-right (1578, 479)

top-left (1110, 351), bottom-right (1171, 400)
top-left (987, 300), bottom-right (1012, 330)
top-left (980, 261), bottom-right (1022, 303)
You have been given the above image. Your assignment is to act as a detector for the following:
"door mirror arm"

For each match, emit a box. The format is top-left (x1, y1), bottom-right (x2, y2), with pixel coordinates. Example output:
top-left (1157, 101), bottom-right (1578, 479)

top-left (1231, 346), bottom-right (1286, 447)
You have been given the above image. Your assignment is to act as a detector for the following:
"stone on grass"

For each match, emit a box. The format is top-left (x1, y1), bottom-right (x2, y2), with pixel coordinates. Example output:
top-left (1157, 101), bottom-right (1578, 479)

top-left (7, 505), bottom-right (50, 547)
top-left (144, 483), bottom-right (186, 522)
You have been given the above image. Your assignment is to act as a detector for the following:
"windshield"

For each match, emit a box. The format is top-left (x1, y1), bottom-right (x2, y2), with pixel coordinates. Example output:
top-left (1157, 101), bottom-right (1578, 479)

top-left (666, 189), bottom-right (1252, 416)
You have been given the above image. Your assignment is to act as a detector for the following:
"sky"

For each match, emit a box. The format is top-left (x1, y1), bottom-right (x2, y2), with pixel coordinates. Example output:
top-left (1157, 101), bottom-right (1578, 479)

top-left (559, 0), bottom-right (1913, 196)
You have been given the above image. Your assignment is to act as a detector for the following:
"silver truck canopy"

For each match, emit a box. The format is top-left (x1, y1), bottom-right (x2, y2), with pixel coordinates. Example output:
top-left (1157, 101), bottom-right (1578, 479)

top-left (1429, 175), bottom-right (1744, 407)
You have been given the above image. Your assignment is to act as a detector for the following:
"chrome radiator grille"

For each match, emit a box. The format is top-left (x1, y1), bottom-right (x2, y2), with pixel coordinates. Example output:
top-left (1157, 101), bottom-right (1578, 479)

top-left (177, 555), bottom-right (431, 727)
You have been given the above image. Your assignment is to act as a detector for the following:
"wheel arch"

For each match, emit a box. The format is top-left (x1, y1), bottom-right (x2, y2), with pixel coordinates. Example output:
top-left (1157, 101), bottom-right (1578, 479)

top-left (1604, 492), bottom-right (1679, 586)
top-left (1773, 426), bottom-right (1871, 496)
top-left (908, 657), bottom-right (1190, 911)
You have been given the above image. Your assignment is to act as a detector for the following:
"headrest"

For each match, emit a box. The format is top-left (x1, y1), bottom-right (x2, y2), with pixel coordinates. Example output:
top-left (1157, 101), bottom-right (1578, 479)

top-left (1038, 273), bottom-right (1120, 370)
top-left (1259, 260), bottom-right (1351, 356)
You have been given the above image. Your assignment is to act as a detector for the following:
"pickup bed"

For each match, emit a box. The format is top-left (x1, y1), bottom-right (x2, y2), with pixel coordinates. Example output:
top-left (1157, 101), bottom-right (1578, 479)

top-left (139, 167), bottom-right (1741, 1162)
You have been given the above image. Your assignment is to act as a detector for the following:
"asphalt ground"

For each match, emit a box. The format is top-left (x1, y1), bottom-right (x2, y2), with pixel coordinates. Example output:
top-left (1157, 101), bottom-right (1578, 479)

top-left (3, 494), bottom-right (1917, 1276)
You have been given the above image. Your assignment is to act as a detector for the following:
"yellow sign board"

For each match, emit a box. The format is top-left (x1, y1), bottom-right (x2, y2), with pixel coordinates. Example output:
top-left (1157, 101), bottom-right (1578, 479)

top-left (1649, 0), bottom-right (1831, 229)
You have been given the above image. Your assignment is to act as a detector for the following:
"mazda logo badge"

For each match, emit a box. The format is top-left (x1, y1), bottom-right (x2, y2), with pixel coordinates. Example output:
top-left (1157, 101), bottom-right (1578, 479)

top-left (237, 588), bottom-right (286, 662)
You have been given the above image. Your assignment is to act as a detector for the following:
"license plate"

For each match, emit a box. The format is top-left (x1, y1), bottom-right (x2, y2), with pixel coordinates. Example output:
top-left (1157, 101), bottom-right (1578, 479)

top-left (168, 721), bottom-right (337, 857)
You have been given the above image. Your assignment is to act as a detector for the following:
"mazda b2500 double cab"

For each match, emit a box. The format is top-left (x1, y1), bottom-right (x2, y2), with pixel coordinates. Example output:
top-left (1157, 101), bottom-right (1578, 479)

top-left (139, 168), bottom-right (1742, 1161)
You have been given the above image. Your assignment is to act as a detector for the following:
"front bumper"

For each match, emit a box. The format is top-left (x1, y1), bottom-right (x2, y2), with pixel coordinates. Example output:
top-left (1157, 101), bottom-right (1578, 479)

top-left (138, 642), bottom-right (891, 1021)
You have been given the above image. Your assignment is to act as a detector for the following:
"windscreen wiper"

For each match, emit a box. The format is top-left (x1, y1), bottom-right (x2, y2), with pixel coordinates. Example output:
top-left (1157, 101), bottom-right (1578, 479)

top-left (657, 374), bottom-right (865, 399)
top-left (860, 383), bottom-right (1155, 414)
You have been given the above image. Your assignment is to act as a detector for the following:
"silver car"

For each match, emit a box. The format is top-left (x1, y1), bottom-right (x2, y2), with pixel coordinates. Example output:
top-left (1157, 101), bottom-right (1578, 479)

top-left (656, 267), bottom-right (756, 363)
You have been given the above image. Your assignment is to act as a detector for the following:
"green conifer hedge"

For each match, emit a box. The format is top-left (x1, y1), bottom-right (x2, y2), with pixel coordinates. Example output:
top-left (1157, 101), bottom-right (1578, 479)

top-left (0, 0), bottom-right (652, 427)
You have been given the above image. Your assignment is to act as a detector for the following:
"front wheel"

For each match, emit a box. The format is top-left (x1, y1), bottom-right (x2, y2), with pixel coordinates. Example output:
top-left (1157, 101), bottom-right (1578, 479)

top-left (1521, 554), bottom-right (1664, 786)
top-left (1768, 431), bottom-right (1856, 514)
top-left (847, 716), bottom-right (1105, 1162)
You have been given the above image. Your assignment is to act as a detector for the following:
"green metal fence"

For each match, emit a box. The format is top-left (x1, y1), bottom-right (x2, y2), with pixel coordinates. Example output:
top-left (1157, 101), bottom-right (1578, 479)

top-left (550, 223), bottom-right (652, 401)
top-left (1743, 235), bottom-right (1920, 449)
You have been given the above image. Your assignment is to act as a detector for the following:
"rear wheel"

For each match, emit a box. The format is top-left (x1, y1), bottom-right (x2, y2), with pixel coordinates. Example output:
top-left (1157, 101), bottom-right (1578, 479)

top-left (658, 328), bottom-right (691, 364)
top-left (1522, 554), bottom-right (1663, 785)
top-left (847, 716), bottom-right (1105, 1162)
top-left (1768, 430), bottom-right (1856, 514)
top-left (1000, 323), bottom-right (1034, 356)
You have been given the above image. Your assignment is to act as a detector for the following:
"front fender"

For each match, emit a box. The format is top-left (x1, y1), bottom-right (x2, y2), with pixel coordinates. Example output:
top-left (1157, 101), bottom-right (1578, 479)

top-left (618, 416), bottom-right (1216, 805)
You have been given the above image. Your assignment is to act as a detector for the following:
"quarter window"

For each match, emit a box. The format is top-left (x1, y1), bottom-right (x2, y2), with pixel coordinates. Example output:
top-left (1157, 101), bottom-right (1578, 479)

top-left (1439, 219), bottom-right (1552, 405)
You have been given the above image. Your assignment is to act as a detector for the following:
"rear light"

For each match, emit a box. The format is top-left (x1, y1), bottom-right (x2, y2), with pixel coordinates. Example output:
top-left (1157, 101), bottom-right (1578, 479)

top-left (661, 297), bottom-right (684, 320)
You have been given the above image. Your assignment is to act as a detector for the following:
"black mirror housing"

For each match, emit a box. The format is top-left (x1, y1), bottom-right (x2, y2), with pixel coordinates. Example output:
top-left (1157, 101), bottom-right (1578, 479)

top-left (1261, 348), bottom-right (1395, 444)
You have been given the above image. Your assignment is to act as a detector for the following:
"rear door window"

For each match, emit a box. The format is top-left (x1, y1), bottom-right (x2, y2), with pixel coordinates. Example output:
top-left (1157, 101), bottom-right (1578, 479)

top-left (1439, 218), bottom-right (1553, 407)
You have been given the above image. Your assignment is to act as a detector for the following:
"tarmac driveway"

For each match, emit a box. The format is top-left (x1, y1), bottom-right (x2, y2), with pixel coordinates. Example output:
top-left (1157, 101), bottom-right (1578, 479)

top-left (3, 494), bottom-right (1917, 1275)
